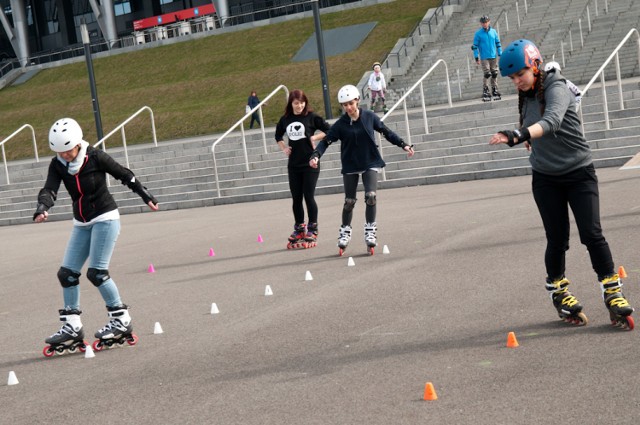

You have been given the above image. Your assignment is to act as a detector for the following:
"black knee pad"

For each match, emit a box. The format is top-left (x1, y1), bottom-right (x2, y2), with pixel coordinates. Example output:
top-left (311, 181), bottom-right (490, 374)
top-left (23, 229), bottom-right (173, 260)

top-left (491, 70), bottom-right (498, 79)
top-left (343, 198), bottom-right (357, 212)
top-left (365, 192), bottom-right (377, 206)
top-left (57, 267), bottom-right (81, 288)
top-left (484, 72), bottom-right (492, 79)
top-left (87, 268), bottom-right (110, 287)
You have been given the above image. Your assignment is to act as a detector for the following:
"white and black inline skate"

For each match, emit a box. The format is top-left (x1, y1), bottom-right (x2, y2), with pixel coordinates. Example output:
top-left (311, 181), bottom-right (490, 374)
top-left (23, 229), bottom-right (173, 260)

top-left (482, 86), bottom-right (492, 102)
top-left (337, 224), bottom-right (352, 256)
top-left (600, 274), bottom-right (634, 330)
top-left (492, 87), bottom-right (501, 101)
top-left (364, 222), bottom-right (377, 255)
top-left (545, 277), bottom-right (588, 326)
top-left (92, 305), bottom-right (138, 351)
top-left (43, 308), bottom-right (88, 357)
top-left (287, 223), bottom-right (309, 249)
top-left (304, 222), bottom-right (318, 248)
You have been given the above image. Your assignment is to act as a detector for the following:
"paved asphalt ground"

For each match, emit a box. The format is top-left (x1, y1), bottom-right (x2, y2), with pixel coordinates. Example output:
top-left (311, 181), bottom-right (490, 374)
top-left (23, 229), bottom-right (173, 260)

top-left (1, 166), bottom-right (639, 424)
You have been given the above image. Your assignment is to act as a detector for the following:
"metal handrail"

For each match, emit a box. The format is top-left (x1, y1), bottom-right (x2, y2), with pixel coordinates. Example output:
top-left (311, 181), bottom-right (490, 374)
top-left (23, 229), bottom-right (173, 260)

top-left (210, 84), bottom-right (289, 198)
top-left (377, 59), bottom-right (453, 181)
top-left (0, 124), bottom-right (38, 185)
top-left (578, 28), bottom-right (640, 133)
top-left (94, 106), bottom-right (158, 170)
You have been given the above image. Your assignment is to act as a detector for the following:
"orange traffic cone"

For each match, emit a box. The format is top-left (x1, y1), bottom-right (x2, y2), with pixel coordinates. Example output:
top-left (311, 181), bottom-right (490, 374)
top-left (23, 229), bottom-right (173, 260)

top-left (423, 382), bottom-right (438, 401)
top-left (507, 331), bottom-right (519, 348)
top-left (618, 266), bottom-right (628, 279)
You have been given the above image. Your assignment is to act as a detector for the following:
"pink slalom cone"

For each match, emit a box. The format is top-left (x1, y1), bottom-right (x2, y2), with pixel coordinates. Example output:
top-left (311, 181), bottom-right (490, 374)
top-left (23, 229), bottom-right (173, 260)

top-left (148, 263), bottom-right (155, 273)
top-left (257, 234), bottom-right (264, 243)
top-left (209, 248), bottom-right (216, 257)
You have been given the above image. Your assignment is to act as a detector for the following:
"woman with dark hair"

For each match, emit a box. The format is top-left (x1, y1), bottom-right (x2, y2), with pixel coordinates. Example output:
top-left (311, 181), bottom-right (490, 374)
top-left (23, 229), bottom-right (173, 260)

top-left (275, 89), bottom-right (331, 249)
top-left (489, 39), bottom-right (634, 330)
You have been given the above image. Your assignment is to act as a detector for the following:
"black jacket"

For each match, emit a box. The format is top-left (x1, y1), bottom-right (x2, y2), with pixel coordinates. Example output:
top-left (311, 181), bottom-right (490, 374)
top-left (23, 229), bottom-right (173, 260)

top-left (36, 146), bottom-right (156, 222)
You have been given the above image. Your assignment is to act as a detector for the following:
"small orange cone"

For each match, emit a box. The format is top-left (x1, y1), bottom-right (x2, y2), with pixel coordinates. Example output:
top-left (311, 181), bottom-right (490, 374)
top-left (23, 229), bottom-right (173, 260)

top-left (618, 266), bottom-right (628, 279)
top-left (507, 331), bottom-right (519, 348)
top-left (148, 263), bottom-right (155, 273)
top-left (423, 382), bottom-right (438, 401)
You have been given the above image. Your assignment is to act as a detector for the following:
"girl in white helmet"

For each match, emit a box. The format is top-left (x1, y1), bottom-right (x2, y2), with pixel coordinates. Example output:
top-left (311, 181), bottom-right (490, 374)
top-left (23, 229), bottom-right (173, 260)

top-left (309, 85), bottom-right (414, 255)
top-left (34, 118), bottom-right (159, 356)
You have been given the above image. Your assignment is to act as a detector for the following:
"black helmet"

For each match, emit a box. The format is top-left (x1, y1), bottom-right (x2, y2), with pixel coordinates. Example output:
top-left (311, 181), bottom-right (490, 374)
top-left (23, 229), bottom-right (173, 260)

top-left (480, 15), bottom-right (490, 23)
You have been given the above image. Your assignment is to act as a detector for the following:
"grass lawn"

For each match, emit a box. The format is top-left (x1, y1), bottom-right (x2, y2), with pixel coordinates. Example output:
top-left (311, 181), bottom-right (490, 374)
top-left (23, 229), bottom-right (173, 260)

top-left (0, 0), bottom-right (438, 160)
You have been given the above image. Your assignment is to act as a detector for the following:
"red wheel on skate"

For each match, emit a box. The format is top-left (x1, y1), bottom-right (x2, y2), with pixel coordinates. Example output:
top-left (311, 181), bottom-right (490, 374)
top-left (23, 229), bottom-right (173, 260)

top-left (79, 342), bottom-right (88, 352)
top-left (92, 340), bottom-right (104, 351)
top-left (127, 334), bottom-right (139, 346)
top-left (339, 248), bottom-right (344, 256)
top-left (43, 345), bottom-right (55, 357)
top-left (621, 315), bottom-right (634, 330)
top-left (368, 246), bottom-right (375, 256)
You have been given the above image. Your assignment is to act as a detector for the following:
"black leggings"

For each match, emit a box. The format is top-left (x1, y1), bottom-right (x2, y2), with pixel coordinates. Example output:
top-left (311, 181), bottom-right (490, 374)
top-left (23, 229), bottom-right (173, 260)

top-left (288, 168), bottom-right (319, 224)
top-left (532, 164), bottom-right (614, 281)
top-left (342, 169), bottom-right (378, 226)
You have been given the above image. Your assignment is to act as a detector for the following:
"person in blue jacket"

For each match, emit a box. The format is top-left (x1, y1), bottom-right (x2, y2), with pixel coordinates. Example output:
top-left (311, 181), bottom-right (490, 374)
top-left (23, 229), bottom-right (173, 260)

top-left (309, 85), bottom-right (414, 255)
top-left (471, 15), bottom-right (503, 101)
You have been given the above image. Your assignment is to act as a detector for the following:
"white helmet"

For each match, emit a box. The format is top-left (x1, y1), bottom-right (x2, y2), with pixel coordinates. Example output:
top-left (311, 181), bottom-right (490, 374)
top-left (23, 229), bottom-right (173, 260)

top-left (49, 118), bottom-right (83, 152)
top-left (337, 85), bottom-right (360, 104)
top-left (544, 61), bottom-right (561, 72)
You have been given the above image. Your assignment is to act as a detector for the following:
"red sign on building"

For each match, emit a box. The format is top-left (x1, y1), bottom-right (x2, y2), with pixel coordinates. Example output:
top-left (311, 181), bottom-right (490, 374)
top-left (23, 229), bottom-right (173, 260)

top-left (133, 4), bottom-right (216, 31)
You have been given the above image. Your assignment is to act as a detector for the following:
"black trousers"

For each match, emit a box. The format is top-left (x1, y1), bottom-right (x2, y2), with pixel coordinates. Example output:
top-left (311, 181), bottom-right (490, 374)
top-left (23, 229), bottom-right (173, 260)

top-left (342, 169), bottom-right (378, 225)
top-left (288, 167), bottom-right (319, 224)
top-left (532, 164), bottom-right (614, 281)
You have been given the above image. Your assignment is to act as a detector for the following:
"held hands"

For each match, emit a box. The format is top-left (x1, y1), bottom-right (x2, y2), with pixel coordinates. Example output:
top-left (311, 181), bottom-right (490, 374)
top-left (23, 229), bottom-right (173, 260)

top-left (404, 145), bottom-right (415, 158)
top-left (148, 200), bottom-right (159, 211)
top-left (309, 157), bottom-right (319, 169)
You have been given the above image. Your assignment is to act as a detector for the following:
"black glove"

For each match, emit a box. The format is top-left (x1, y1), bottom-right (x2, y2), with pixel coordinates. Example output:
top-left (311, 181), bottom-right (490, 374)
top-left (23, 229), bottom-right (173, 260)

top-left (499, 127), bottom-right (531, 147)
top-left (33, 203), bottom-right (48, 221)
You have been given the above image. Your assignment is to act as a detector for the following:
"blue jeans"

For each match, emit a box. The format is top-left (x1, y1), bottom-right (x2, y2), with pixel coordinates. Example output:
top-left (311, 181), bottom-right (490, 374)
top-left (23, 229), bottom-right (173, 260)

top-left (61, 220), bottom-right (123, 309)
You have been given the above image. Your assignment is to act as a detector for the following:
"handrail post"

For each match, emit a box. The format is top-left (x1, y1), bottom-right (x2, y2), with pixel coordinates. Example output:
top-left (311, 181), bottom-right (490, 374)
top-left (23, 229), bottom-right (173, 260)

top-left (0, 124), bottom-right (38, 185)
top-left (615, 52), bottom-right (623, 110)
top-left (240, 124), bottom-right (249, 172)
top-left (2, 144), bottom-right (8, 185)
top-left (403, 98), bottom-right (412, 150)
top-left (601, 73), bottom-right (610, 130)
top-left (259, 107), bottom-right (267, 154)
top-left (121, 127), bottom-right (130, 169)
top-left (420, 81), bottom-right (428, 135)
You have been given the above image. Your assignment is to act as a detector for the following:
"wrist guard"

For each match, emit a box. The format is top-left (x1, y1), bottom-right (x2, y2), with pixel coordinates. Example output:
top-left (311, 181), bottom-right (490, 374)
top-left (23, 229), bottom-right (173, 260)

top-left (499, 127), bottom-right (531, 147)
top-left (33, 203), bottom-right (48, 221)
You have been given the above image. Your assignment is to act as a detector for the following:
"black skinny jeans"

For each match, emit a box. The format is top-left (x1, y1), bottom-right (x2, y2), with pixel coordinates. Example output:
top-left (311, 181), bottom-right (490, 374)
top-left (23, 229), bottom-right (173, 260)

top-left (532, 164), bottom-right (614, 281)
top-left (288, 167), bottom-right (319, 225)
top-left (342, 169), bottom-right (378, 225)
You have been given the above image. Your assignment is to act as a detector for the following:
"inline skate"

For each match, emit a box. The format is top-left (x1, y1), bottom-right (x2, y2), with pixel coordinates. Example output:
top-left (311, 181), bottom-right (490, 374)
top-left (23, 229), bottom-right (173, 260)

top-left (43, 308), bottom-right (88, 357)
top-left (92, 305), bottom-right (138, 351)
top-left (482, 86), bottom-right (491, 102)
top-left (545, 277), bottom-right (588, 325)
top-left (337, 224), bottom-right (352, 256)
top-left (492, 87), bottom-right (501, 101)
top-left (287, 223), bottom-right (308, 249)
top-left (600, 274), bottom-right (634, 330)
top-left (364, 222), bottom-right (377, 255)
top-left (305, 222), bottom-right (318, 248)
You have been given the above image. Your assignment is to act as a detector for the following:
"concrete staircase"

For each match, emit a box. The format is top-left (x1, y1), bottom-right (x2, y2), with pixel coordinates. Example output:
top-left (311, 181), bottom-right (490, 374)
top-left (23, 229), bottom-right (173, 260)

top-left (385, 0), bottom-right (639, 107)
top-left (2, 78), bottom-right (639, 226)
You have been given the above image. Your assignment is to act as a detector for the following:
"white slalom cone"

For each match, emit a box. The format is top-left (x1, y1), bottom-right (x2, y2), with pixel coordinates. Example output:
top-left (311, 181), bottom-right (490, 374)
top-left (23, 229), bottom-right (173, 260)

top-left (84, 344), bottom-right (95, 359)
top-left (305, 271), bottom-right (313, 281)
top-left (383, 245), bottom-right (390, 254)
top-left (265, 285), bottom-right (273, 296)
top-left (7, 371), bottom-right (18, 386)
top-left (347, 257), bottom-right (355, 267)
top-left (210, 303), bottom-right (220, 314)
top-left (153, 322), bottom-right (164, 334)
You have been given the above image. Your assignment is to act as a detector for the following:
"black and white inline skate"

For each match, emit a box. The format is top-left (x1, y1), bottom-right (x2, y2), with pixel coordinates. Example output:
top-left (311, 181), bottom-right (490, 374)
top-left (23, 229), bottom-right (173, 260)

top-left (92, 305), bottom-right (138, 351)
top-left (545, 277), bottom-right (588, 326)
top-left (482, 86), bottom-right (491, 102)
top-left (287, 223), bottom-right (309, 249)
top-left (43, 308), bottom-right (88, 357)
top-left (337, 224), bottom-right (352, 256)
top-left (364, 222), bottom-right (377, 255)
top-left (304, 222), bottom-right (318, 248)
top-left (600, 274), bottom-right (634, 330)
top-left (492, 87), bottom-right (501, 101)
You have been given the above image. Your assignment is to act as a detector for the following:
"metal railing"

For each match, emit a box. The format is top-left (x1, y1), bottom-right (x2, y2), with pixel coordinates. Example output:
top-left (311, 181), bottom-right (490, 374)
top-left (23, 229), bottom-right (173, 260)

top-left (377, 59), bottom-right (453, 181)
top-left (210, 85), bottom-right (289, 198)
top-left (385, 0), bottom-right (462, 70)
top-left (94, 106), bottom-right (158, 170)
top-left (0, 59), bottom-right (21, 79)
top-left (0, 124), bottom-right (38, 185)
top-left (578, 28), bottom-right (640, 133)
